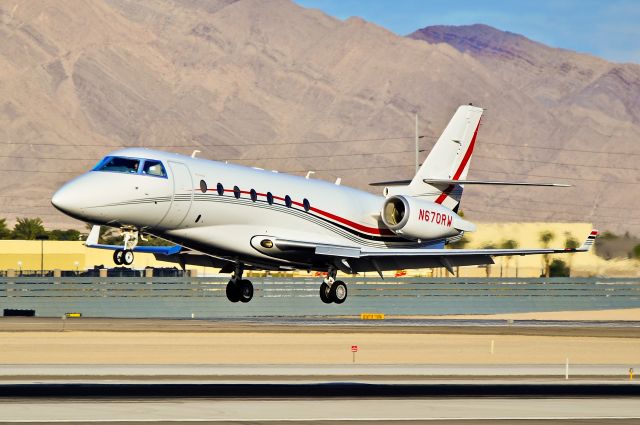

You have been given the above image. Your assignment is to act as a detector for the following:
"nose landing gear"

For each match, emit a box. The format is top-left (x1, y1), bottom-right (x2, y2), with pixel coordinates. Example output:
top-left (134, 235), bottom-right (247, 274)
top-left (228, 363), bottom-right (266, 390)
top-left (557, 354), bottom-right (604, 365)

top-left (113, 249), bottom-right (134, 266)
top-left (319, 267), bottom-right (348, 304)
top-left (226, 262), bottom-right (253, 303)
top-left (112, 229), bottom-right (138, 266)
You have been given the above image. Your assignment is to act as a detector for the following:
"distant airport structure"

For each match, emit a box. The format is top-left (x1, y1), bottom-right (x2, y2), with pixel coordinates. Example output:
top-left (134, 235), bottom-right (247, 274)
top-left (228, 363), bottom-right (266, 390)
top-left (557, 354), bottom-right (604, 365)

top-left (1, 222), bottom-right (634, 277)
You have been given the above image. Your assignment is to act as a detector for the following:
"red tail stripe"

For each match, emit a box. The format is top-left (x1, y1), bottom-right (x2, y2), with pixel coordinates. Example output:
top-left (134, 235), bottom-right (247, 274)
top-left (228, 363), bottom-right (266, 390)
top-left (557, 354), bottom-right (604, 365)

top-left (434, 120), bottom-right (481, 205)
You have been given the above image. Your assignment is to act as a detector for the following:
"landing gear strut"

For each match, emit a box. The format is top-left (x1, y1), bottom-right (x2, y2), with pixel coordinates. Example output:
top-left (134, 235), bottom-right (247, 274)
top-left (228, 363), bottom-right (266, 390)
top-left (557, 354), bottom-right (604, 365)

top-left (226, 262), bottom-right (253, 303)
top-left (319, 267), bottom-right (347, 304)
top-left (112, 229), bottom-right (138, 266)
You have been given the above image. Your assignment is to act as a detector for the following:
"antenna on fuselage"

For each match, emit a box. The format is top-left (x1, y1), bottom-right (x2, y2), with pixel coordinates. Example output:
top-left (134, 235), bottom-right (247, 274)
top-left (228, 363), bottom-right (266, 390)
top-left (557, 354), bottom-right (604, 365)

top-left (305, 171), bottom-right (315, 179)
top-left (191, 150), bottom-right (201, 158)
top-left (334, 178), bottom-right (341, 185)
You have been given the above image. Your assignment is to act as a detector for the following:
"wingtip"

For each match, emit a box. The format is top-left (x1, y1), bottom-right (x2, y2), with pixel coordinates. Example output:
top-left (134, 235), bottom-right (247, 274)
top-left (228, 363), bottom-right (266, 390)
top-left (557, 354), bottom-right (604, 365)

top-left (577, 229), bottom-right (599, 251)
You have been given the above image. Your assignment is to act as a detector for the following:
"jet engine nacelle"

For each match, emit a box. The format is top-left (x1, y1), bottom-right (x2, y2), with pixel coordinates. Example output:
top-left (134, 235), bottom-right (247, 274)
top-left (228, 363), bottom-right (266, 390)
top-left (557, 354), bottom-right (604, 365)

top-left (381, 195), bottom-right (475, 241)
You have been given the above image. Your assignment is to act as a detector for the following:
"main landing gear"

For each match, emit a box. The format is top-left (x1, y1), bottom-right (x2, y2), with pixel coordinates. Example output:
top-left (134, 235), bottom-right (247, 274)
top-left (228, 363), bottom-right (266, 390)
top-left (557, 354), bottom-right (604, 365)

top-left (319, 267), bottom-right (347, 304)
top-left (226, 263), bottom-right (253, 303)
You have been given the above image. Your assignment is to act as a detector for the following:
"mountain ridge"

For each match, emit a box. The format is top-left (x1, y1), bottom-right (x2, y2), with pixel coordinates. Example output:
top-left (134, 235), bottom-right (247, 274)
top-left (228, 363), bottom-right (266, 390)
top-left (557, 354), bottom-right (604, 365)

top-left (0, 1), bottom-right (638, 235)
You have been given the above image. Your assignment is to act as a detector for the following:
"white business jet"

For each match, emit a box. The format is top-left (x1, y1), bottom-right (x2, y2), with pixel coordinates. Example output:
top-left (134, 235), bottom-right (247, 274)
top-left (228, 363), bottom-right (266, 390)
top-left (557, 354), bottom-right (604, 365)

top-left (51, 105), bottom-right (597, 304)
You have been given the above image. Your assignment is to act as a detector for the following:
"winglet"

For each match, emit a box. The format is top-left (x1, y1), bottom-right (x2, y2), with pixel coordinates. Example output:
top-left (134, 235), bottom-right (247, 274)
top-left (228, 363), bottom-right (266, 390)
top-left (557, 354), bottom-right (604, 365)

top-left (86, 225), bottom-right (100, 247)
top-left (575, 229), bottom-right (598, 252)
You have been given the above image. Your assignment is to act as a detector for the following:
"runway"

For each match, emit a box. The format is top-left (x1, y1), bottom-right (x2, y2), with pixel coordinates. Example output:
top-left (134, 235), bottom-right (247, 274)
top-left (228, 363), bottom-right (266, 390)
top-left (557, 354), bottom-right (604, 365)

top-left (1, 318), bottom-right (638, 423)
top-left (0, 394), bottom-right (639, 423)
top-left (1, 364), bottom-right (639, 383)
top-left (2, 316), bottom-right (640, 337)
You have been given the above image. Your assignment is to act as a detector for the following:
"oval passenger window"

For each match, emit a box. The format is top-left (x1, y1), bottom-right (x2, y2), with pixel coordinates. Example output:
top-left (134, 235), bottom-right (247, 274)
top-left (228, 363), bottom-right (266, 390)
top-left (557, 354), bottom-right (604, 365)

top-left (233, 186), bottom-right (241, 199)
top-left (199, 180), bottom-right (207, 193)
top-left (250, 189), bottom-right (257, 202)
top-left (303, 198), bottom-right (311, 212)
top-left (285, 195), bottom-right (292, 208)
top-left (217, 183), bottom-right (224, 196)
top-left (267, 192), bottom-right (273, 205)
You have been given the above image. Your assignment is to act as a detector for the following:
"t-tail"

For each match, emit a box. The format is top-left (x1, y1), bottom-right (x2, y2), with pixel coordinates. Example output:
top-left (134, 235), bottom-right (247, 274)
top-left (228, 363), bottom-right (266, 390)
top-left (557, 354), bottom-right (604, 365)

top-left (408, 104), bottom-right (483, 212)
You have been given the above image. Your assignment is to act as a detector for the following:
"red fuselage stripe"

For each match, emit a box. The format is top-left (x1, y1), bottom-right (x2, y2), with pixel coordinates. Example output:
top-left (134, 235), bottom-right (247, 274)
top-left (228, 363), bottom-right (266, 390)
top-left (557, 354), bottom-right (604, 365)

top-left (309, 207), bottom-right (394, 236)
top-left (200, 188), bottom-right (392, 236)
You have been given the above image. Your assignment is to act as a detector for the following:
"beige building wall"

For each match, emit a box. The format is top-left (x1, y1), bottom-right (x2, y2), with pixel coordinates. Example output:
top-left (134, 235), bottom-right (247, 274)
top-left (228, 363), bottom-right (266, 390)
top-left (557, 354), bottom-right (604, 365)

top-left (450, 222), bottom-right (638, 278)
top-left (0, 222), bottom-right (637, 277)
top-left (0, 240), bottom-right (176, 274)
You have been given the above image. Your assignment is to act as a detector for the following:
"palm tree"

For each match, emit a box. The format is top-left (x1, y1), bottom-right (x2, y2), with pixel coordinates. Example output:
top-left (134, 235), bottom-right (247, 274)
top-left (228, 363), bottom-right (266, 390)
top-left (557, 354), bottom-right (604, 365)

top-left (564, 232), bottom-right (580, 276)
top-left (539, 231), bottom-right (555, 277)
top-left (448, 235), bottom-right (469, 277)
top-left (0, 218), bottom-right (11, 239)
top-left (12, 217), bottom-right (46, 240)
top-left (482, 242), bottom-right (497, 277)
top-left (499, 239), bottom-right (519, 277)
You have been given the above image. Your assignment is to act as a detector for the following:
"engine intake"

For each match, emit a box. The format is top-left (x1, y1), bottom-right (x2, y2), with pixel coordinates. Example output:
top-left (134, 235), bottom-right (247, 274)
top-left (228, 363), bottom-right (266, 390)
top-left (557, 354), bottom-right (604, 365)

top-left (381, 195), bottom-right (474, 241)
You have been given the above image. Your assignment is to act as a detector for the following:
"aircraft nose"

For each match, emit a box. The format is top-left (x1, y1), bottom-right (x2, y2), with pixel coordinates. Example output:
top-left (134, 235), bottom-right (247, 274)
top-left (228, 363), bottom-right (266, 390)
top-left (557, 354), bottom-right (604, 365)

top-left (51, 182), bottom-right (84, 219)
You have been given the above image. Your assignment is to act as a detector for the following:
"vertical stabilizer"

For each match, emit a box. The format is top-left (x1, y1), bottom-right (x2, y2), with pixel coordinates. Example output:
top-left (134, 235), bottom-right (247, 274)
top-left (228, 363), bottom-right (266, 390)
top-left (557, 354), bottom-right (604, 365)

top-left (409, 105), bottom-right (483, 211)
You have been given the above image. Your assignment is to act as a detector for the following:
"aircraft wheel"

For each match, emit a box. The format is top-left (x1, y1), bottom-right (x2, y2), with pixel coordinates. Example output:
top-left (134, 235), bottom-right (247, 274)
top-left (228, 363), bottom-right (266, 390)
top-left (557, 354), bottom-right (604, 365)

top-left (239, 279), bottom-right (254, 303)
top-left (226, 280), bottom-right (241, 303)
top-left (113, 250), bottom-right (124, 265)
top-left (319, 282), bottom-right (332, 304)
top-left (330, 280), bottom-right (347, 304)
top-left (123, 250), bottom-right (134, 265)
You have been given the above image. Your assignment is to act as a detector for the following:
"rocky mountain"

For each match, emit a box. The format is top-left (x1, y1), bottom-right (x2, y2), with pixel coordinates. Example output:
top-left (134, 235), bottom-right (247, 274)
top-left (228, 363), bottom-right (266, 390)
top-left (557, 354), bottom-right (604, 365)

top-left (0, 1), bottom-right (638, 235)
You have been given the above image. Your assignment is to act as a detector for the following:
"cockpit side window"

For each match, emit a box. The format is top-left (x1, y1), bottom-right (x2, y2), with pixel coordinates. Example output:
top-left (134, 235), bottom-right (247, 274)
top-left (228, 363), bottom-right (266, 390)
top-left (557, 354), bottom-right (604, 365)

top-left (142, 160), bottom-right (167, 178)
top-left (94, 157), bottom-right (140, 174)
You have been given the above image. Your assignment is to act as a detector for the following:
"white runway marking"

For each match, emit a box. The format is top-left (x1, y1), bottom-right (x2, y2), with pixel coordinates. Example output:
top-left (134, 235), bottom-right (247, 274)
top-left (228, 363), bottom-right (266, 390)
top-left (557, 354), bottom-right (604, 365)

top-left (0, 417), bottom-right (639, 422)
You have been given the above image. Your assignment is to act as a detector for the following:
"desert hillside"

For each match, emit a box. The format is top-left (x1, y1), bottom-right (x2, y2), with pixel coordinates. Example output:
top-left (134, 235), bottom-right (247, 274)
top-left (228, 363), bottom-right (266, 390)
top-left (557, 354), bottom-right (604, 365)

top-left (0, 1), bottom-right (638, 235)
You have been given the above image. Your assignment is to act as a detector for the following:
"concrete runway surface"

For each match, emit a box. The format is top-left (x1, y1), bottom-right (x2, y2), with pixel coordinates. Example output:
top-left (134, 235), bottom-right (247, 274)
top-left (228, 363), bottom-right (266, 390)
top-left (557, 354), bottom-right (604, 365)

top-left (0, 396), bottom-right (639, 423)
top-left (1, 317), bottom-right (638, 423)
top-left (1, 364), bottom-right (639, 383)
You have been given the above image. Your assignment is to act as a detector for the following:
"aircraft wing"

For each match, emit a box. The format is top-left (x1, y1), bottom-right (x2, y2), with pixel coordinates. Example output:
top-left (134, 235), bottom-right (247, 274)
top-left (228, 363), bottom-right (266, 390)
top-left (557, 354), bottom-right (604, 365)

top-left (361, 229), bottom-right (598, 258)
top-left (85, 225), bottom-right (182, 255)
top-left (273, 230), bottom-right (598, 274)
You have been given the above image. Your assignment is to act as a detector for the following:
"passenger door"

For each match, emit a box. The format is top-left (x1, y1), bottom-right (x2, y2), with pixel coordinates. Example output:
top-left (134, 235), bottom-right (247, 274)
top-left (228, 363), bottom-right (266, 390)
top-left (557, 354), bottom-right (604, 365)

top-left (159, 161), bottom-right (193, 228)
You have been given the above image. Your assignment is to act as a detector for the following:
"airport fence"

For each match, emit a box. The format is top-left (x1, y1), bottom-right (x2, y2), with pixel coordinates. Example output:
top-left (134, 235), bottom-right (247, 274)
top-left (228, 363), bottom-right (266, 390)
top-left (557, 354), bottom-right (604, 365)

top-left (1, 276), bottom-right (639, 318)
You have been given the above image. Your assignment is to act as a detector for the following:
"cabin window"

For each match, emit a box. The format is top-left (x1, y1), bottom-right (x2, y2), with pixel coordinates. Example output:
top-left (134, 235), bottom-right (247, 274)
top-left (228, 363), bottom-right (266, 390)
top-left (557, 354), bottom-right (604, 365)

top-left (233, 186), bottom-right (241, 199)
top-left (141, 160), bottom-right (167, 178)
top-left (250, 189), bottom-right (257, 202)
top-left (217, 183), bottom-right (224, 196)
top-left (303, 198), bottom-right (311, 212)
top-left (199, 180), bottom-right (208, 193)
top-left (94, 157), bottom-right (140, 174)
top-left (267, 192), bottom-right (274, 205)
top-left (285, 195), bottom-right (292, 208)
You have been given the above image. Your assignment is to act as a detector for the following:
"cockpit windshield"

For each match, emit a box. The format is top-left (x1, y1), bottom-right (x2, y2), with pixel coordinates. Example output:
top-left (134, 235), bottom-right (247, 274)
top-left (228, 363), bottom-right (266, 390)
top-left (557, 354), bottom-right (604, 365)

top-left (95, 157), bottom-right (140, 174)
top-left (93, 156), bottom-right (167, 178)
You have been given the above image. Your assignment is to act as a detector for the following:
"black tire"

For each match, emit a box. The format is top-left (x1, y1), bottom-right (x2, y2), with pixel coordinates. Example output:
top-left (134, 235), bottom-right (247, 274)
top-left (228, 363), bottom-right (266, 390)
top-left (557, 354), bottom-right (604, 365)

top-left (239, 279), bottom-right (254, 303)
top-left (113, 250), bottom-right (124, 265)
top-left (226, 280), bottom-right (240, 303)
top-left (319, 282), bottom-right (332, 304)
top-left (123, 250), bottom-right (134, 265)
top-left (330, 280), bottom-right (347, 304)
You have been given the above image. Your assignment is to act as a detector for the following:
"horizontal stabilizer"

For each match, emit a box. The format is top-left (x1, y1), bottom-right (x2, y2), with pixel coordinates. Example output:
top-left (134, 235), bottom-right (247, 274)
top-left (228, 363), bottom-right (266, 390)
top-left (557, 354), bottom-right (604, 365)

top-left (369, 179), bottom-right (412, 187)
top-left (423, 179), bottom-right (571, 187)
